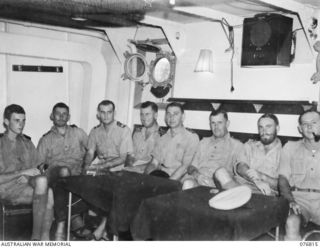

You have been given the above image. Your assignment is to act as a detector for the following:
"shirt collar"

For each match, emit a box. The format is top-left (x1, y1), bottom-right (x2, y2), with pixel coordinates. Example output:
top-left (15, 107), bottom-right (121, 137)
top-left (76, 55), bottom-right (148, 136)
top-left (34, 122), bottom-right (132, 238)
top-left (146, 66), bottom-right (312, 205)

top-left (256, 137), bottom-right (281, 152)
top-left (210, 132), bottom-right (230, 143)
top-left (169, 125), bottom-right (185, 137)
top-left (50, 125), bottom-right (70, 136)
top-left (101, 120), bottom-right (117, 132)
top-left (3, 131), bottom-right (24, 142)
top-left (142, 122), bottom-right (159, 134)
top-left (302, 138), bottom-right (320, 152)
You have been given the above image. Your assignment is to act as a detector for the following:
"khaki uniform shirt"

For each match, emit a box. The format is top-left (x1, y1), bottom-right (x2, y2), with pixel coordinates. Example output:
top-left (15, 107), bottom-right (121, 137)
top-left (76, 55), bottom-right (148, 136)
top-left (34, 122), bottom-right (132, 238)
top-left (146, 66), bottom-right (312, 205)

top-left (192, 133), bottom-right (243, 177)
top-left (37, 125), bottom-right (88, 175)
top-left (279, 139), bottom-right (320, 224)
top-left (0, 132), bottom-right (38, 204)
top-left (152, 126), bottom-right (199, 176)
top-left (0, 132), bottom-right (38, 173)
top-left (132, 124), bottom-right (165, 162)
top-left (279, 139), bottom-right (320, 190)
top-left (238, 138), bottom-right (282, 179)
top-left (88, 121), bottom-right (133, 170)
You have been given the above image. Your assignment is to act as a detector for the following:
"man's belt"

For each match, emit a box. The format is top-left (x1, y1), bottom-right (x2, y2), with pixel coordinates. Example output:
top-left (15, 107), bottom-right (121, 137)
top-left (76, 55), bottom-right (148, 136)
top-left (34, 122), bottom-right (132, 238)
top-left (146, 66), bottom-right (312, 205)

top-left (291, 186), bottom-right (320, 193)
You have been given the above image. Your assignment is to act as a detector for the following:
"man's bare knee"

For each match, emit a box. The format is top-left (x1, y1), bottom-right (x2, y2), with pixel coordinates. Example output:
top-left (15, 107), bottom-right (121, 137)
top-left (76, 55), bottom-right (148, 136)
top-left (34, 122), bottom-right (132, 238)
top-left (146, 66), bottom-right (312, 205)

top-left (213, 167), bottom-right (238, 190)
top-left (285, 214), bottom-right (301, 240)
top-left (286, 214), bottom-right (301, 229)
top-left (182, 179), bottom-right (197, 190)
top-left (59, 167), bottom-right (71, 178)
top-left (34, 176), bottom-right (48, 194)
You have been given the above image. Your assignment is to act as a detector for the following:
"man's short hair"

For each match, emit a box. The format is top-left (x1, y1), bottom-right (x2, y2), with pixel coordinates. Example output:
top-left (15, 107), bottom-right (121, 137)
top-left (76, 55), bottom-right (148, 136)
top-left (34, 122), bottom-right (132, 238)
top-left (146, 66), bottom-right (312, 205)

top-left (209, 109), bottom-right (228, 121)
top-left (166, 102), bottom-right (184, 114)
top-left (298, 108), bottom-right (320, 125)
top-left (52, 102), bottom-right (69, 113)
top-left (140, 101), bottom-right (158, 113)
top-left (98, 100), bottom-right (115, 111)
top-left (258, 113), bottom-right (279, 126)
top-left (4, 104), bottom-right (25, 120)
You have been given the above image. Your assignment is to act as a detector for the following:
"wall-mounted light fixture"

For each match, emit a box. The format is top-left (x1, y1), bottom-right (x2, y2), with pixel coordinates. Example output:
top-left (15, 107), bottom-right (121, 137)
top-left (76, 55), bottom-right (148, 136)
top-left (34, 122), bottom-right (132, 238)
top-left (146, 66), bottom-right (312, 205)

top-left (194, 49), bottom-right (213, 73)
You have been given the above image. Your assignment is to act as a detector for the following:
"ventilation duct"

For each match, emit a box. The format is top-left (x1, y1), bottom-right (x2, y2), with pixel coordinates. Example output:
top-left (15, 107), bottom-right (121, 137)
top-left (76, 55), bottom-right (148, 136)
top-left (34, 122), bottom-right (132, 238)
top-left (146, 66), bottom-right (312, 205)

top-left (0, 0), bottom-right (172, 15)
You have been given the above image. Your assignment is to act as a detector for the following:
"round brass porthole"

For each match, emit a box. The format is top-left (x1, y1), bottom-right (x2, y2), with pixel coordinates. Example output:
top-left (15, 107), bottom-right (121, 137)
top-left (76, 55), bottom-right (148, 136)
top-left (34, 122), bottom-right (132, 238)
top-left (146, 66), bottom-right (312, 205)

top-left (122, 51), bottom-right (148, 82)
top-left (149, 52), bottom-right (176, 88)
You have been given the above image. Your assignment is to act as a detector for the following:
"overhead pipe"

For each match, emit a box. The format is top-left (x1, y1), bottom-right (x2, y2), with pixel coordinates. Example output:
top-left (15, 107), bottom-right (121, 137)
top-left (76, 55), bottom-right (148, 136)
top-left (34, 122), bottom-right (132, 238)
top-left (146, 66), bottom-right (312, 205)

top-left (0, 0), bottom-right (173, 15)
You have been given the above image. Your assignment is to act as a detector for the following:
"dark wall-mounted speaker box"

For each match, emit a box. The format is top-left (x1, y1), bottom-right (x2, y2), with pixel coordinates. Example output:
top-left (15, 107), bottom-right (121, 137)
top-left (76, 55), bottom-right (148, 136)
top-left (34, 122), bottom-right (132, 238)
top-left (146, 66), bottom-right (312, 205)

top-left (241, 14), bottom-right (293, 66)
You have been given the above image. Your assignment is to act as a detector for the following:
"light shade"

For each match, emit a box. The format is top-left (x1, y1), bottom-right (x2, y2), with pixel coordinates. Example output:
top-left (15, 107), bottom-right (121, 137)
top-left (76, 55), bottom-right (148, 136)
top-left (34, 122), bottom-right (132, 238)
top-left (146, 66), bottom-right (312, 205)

top-left (194, 49), bottom-right (213, 72)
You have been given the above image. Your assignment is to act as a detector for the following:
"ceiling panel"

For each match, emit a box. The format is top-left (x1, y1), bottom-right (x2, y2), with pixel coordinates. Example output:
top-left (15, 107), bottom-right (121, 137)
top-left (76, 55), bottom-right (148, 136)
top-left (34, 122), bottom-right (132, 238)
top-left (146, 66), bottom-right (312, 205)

top-left (291, 0), bottom-right (320, 8)
top-left (0, 0), bottom-right (317, 29)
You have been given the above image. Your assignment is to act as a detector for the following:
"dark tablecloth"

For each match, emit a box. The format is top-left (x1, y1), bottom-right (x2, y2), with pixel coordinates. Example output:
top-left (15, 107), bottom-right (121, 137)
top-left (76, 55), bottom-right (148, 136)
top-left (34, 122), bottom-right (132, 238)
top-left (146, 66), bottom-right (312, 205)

top-left (59, 171), bottom-right (181, 235)
top-left (131, 186), bottom-right (289, 240)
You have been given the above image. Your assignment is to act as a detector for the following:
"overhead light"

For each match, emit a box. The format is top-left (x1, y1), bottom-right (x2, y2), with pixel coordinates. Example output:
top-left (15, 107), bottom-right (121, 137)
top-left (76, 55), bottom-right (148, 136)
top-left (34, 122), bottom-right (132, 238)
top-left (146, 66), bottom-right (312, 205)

top-left (194, 49), bottom-right (213, 73)
top-left (71, 17), bottom-right (87, 22)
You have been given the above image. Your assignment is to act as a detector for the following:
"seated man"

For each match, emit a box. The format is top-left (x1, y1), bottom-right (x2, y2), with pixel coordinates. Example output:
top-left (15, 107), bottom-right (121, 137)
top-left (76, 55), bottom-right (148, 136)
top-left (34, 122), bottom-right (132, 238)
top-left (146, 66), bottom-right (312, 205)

top-left (83, 99), bottom-right (133, 240)
top-left (183, 109), bottom-right (243, 189)
top-left (279, 109), bottom-right (320, 240)
top-left (0, 104), bottom-right (50, 240)
top-left (144, 102), bottom-right (199, 181)
top-left (37, 102), bottom-right (89, 240)
top-left (125, 101), bottom-right (165, 172)
top-left (235, 113), bottom-right (282, 196)
top-left (84, 100), bottom-right (133, 172)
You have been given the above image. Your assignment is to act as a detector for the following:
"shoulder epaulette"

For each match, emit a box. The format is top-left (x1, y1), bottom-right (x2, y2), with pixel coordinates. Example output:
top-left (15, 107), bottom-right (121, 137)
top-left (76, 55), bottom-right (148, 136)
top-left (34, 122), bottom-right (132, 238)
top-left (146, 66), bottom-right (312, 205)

top-left (158, 127), bottom-right (168, 137)
top-left (70, 124), bottom-right (78, 128)
top-left (117, 121), bottom-right (126, 128)
top-left (23, 134), bottom-right (31, 140)
top-left (134, 126), bottom-right (143, 133)
top-left (93, 124), bottom-right (101, 129)
top-left (42, 130), bottom-right (51, 137)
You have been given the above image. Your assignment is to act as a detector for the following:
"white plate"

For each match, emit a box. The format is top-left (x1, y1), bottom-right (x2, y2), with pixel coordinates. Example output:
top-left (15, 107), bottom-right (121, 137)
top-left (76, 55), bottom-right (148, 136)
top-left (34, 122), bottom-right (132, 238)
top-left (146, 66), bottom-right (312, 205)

top-left (208, 185), bottom-right (252, 210)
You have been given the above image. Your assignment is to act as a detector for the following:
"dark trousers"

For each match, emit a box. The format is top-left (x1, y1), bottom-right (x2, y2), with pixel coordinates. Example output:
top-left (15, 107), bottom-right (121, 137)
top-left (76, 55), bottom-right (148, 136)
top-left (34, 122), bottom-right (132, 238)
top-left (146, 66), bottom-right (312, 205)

top-left (149, 170), bottom-right (169, 178)
top-left (47, 167), bottom-right (88, 223)
top-left (51, 182), bottom-right (88, 223)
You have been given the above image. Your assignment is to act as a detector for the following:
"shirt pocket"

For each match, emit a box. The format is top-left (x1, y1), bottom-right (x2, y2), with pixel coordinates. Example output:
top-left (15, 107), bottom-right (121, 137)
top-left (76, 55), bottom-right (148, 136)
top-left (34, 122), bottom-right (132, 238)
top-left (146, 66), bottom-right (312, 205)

top-left (96, 142), bottom-right (107, 157)
top-left (291, 158), bottom-right (306, 182)
top-left (175, 143), bottom-right (185, 161)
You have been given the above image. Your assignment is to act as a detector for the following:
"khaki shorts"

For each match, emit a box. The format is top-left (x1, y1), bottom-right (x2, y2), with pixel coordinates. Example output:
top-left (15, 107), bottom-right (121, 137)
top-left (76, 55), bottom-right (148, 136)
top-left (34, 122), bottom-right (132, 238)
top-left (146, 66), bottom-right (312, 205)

top-left (0, 177), bottom-right (33, 205)
top-left (293, 191), bottom-right (320, 225)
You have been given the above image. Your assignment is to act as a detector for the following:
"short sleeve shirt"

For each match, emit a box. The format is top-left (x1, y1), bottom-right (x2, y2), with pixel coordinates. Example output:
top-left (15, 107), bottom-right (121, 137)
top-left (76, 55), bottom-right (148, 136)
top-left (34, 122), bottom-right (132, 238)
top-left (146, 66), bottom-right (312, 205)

top-left (279, 140), bottom-right (320, 190)
top-left (238, 138), bottom-right (282, 179)
top-left (152, 127), bottom-right (199, 176)
top-left (37, 125), bottom-right (88, 175)
top-left (0, 132), bottom-right (38, 173)
top-left (88, 121), bottom-right (133, 159)
top-left (192, 133), bottom-right (243, 177)
top-left (132, 124), bottom-right (164, 162)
